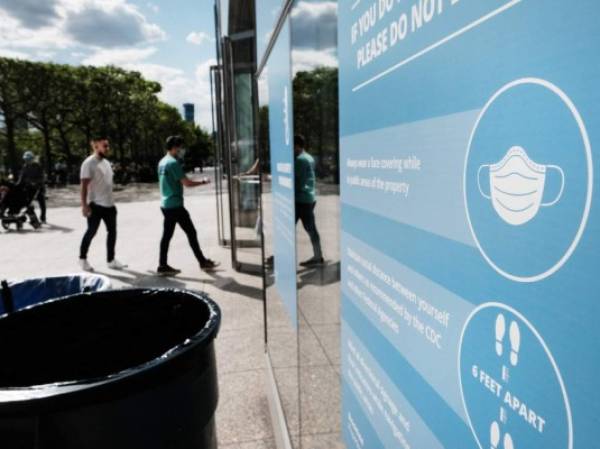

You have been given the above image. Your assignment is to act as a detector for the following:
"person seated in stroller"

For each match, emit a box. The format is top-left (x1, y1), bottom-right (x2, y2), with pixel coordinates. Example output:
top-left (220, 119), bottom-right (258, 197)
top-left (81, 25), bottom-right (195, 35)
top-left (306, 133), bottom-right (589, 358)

top-left (0, 179), bottom-right (41, 231)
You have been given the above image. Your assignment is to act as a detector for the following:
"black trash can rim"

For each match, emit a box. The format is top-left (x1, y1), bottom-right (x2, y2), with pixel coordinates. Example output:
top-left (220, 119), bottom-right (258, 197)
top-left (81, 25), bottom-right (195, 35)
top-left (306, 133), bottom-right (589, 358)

top-left (0, 288), bottom-right (220, 412)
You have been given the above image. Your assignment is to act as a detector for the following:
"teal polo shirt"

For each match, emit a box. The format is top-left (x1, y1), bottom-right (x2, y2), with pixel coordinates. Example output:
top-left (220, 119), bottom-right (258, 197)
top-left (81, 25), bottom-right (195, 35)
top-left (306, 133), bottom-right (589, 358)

top-left (295, 151), bottom-right (316, 204)
top-left (158, 154), bottom-right (184, 209)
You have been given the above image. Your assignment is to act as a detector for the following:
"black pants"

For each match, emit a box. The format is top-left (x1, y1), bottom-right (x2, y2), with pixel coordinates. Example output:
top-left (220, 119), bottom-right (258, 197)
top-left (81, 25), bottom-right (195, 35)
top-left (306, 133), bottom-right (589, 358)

top-left (36, 188), bottom-right (46, 222)
top-left (295, 202), bottom-right (323, 259)
top-left (160, 207), bottom-right (206, 267)
top-left (80, 203), bottom-right (117, 262)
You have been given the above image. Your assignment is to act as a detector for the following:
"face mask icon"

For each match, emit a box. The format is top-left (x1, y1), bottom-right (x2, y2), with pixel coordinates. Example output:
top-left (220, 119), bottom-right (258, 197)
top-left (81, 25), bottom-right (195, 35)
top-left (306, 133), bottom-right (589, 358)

top-left (478, 146), bottom-right (564, 226)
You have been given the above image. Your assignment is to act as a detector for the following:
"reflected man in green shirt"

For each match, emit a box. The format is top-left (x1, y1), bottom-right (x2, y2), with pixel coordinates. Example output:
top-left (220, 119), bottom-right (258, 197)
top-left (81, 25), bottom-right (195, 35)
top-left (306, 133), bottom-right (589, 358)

top-left (294, 135), bottom-right (324, 266)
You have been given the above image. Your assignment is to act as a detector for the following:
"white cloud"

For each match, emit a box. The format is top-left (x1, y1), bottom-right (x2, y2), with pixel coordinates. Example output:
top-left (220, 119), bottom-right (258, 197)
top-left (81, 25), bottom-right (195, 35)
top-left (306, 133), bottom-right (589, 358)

top-left (0, 48), bottom-right (29, 59)
top-left (258, 67), bottom-right (269, 104)
top-left (82, 46), bottom-right (157, 66)
top-left (291, 1), bottom-right (337, 49)
top-left (291, 1), bottom-right (337, 20)
top-left (0, 47), bottom-right (58, 62)
top-left (0, 9), bottom-right (72, 50)
top-left (0, 0), bottom-right (60, 29)
top-left (186, 31), bottom-right (213, 46)
top-left (292, 48), bottom-right (338, 74)
top-left (62, 0), bottom-right (166, 48)
top-left (0, 0), bottom-right (165, 50)
top-left (146, 2), bottom-right (159, 13)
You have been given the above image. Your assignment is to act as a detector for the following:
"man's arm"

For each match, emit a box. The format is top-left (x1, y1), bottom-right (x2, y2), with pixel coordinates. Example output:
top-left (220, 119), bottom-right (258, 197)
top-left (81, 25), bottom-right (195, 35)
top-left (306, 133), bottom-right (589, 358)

top-left (80, 178), bottom-right (91, 217)
top-left (181, 176), bottom-right (210, 188)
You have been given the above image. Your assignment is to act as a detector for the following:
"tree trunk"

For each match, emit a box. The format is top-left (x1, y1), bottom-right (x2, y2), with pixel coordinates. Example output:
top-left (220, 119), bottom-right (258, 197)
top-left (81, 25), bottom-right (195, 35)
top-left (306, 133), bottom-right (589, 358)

top-left (4, 117), bottom-right (18, 178)
top-left (42, 126), bottom-right (52, 177)
top-left (59, 127), bottom-right (72, 172)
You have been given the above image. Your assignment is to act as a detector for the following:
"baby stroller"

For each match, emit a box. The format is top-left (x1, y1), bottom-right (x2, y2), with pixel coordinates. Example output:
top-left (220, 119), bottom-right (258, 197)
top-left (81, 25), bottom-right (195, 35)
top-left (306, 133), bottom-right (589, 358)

top-left (0, 181), bottom-right (41, 231)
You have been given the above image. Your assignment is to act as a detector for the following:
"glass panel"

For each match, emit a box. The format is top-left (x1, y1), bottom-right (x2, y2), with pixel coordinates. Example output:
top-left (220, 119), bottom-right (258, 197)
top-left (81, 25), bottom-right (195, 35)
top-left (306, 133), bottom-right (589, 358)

top-left (220, 0), bottom-right (261, 271)
top-left (231, 72), bottom-right (261, 266)
top-left (261, 19), bottom-right (301, 448)
top-left (219, 0), bottom-right (229, 37)
top-left (290, 1), bottom-right (343, 448)
top-left (210, 66), bottom-right (231, 246)
top-left (256, 0), bottom-right (288, 66)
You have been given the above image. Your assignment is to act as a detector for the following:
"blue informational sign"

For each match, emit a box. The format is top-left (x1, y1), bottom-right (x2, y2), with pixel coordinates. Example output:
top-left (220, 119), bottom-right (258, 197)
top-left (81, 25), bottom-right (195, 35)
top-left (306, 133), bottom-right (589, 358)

top-left (339, 1), bottom-right (598, 448)
top-left (268, 19), bottom-right (297, 327)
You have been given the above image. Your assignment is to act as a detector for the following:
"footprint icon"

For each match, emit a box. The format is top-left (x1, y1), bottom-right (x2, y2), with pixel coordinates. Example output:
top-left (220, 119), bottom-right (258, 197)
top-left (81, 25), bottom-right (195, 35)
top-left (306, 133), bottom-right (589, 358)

top-left (490, 421), bottom-right (500, 449)
top-left (504, 433), bottom-right (514, 449)
top-left (495, 314), bottom-right (506, 356)
top-left (509, 321), bottom-right (521, 366)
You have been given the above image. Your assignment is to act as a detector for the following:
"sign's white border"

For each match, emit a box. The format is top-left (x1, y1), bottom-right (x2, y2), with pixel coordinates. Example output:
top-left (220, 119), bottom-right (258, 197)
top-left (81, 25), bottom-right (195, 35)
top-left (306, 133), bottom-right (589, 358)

top-left (458, 302), bottom-right (573, 449)
top-left (463, 78), bottom-right (593, 283)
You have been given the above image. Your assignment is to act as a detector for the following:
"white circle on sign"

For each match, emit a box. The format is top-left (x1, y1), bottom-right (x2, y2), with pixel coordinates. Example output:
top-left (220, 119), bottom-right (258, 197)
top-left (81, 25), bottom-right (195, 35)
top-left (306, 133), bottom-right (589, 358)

top-left (463, 78), bottom-right (593, 283)
top-left (457, 302), bottom-right (573, 449)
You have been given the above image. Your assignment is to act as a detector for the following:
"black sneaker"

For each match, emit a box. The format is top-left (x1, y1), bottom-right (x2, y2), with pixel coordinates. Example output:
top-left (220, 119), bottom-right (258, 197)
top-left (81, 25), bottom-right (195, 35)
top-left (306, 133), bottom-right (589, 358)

top-left (157, 265), bottom-right (181, 276)
top-left (300, 257), bottom-right (325, 267)
top-left (200, 259), bottom-right (220, 272)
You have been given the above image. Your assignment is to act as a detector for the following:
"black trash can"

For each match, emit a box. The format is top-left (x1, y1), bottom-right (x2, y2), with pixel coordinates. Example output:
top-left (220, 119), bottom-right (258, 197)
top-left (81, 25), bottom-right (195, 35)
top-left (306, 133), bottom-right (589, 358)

top-left (0, 274), bottom-right (111, 315)
top-left (0, 288), bottom-right (221, 449)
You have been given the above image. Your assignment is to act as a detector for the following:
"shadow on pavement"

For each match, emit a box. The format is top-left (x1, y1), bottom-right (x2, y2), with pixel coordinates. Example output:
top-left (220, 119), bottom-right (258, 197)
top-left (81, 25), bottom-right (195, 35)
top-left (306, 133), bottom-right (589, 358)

top-left (43, 223), bottom-right (74, 233)
top-left (201, 271), bottom-right (264, 301)
top-left (94, 269), bottom-right (188, 290)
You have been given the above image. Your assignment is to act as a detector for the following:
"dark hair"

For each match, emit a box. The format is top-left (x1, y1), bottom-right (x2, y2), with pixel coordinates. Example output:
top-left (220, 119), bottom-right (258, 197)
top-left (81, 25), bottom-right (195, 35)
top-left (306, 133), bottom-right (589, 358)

top-left (294, 134), bottom-right (305, 148)
top-left (166, 135), bottom-right (184, 150)
top-left (91, 132), bottom-right (108, 142)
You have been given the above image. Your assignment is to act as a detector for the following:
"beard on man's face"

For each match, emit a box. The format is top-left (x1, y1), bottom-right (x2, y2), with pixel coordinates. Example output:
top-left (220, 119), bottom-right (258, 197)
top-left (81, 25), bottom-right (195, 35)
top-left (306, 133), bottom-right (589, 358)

top-left (96, 142), bottom-right (109, 158)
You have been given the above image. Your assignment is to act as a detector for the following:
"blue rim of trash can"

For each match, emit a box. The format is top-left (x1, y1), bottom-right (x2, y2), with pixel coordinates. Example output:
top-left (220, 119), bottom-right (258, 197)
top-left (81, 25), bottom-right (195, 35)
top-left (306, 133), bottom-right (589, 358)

top-left (6, 273), bottom-right (111, 287)
top-left (0, 288), bottom-right (221, 414)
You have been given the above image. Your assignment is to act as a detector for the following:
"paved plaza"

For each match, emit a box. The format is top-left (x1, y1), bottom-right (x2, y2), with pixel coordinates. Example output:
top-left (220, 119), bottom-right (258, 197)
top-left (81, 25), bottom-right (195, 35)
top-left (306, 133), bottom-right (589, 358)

top-left (0, 182), bottom-right (275, 449)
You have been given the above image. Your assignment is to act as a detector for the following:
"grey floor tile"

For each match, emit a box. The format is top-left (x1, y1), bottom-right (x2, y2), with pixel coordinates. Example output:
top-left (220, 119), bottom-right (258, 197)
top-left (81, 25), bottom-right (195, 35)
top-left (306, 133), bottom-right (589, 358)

top-left (216, 326), bottom-right (265, 375)
top-left (216, 369), bottom-right (274, 446)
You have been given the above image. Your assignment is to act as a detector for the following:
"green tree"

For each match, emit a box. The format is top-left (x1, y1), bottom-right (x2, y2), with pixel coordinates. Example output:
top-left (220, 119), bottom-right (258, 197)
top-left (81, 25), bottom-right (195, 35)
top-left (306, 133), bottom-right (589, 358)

top-left (0, 56), bottom-right (214, 182)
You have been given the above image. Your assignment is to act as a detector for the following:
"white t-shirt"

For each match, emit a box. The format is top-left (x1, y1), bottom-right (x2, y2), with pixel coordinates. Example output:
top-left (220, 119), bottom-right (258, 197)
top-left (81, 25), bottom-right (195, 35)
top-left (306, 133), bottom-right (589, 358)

top-left (80, 155), bottom-right (115, 207)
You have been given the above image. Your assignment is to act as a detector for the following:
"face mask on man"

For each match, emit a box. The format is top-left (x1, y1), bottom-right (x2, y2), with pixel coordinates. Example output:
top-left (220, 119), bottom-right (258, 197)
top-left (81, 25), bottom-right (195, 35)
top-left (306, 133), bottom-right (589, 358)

top-left (478, 146), bottom-right (564, 226)
top-left (177, 148), bottom-right (187, 159)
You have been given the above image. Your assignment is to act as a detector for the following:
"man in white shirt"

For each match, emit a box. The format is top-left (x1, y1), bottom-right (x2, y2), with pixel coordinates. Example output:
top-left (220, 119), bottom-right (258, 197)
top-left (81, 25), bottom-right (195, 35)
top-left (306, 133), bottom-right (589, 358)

top-left (78, 135), bottom-right (126, 271)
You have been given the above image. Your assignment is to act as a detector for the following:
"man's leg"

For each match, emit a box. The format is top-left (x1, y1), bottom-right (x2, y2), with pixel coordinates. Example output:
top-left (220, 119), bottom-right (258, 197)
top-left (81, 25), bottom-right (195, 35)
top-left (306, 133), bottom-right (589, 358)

top-left (159, 208), bottom-right (178, 267)
top-left (101, 206), bottom-right (117, 262)
top-left (176, 207), bottom-right (207, 264)
top-left (298, 202), bottom-right (323, 260)
top-left (37, 189), bottom-right (46, 222)
top-left (79, 204), bottom-right (102, 259)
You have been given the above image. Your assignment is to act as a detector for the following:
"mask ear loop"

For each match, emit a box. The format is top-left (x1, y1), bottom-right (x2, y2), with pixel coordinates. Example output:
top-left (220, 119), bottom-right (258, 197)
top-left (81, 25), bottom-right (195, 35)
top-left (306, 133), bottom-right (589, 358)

top-left (477, 165), bottom-right (491, 199)
top-left (541, 165), bottom-right (565, 207)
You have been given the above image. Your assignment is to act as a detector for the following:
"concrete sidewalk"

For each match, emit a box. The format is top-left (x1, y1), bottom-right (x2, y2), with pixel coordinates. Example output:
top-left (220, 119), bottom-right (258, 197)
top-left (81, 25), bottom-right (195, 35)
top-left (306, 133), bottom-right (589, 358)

top-left (0, 186), bottom-right (274, 448)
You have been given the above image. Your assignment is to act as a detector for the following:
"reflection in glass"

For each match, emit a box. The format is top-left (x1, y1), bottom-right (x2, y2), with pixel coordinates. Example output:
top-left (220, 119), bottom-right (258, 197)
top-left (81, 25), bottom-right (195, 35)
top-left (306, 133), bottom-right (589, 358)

top-left (259, 66), bottom-right (301, 448)
top-left (291, 1), bottom-right (343, 448)
top-left (256, 0), bottom-right (288, 66)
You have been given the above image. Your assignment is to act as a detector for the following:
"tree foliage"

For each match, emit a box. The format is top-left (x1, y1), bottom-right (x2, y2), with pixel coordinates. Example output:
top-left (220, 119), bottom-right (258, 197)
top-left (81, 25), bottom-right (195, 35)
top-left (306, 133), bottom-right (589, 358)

top-left (292, 67), bottom-right (339, 182)
top-left (0, 57), bottom-right (213, 181)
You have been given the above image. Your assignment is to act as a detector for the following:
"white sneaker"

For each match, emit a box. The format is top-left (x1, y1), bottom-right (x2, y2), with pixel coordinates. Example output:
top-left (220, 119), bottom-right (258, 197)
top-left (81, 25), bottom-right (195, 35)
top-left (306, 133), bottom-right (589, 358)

top-left (108, 259), bottom-right (128, 270)
top-left (79, 259), bottom-right (94, 272)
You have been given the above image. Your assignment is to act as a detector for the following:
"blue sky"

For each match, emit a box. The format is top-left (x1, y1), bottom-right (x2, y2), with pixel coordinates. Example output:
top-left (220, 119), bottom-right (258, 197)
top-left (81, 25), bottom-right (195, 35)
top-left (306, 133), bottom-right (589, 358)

top-left (0, 0), bottom-right (217, 128)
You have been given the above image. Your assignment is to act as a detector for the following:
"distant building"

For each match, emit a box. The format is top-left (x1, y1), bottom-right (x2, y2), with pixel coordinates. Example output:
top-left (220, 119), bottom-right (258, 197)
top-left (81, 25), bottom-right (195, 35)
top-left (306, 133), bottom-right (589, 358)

top-left (183, 103), bottom-right (195, 123)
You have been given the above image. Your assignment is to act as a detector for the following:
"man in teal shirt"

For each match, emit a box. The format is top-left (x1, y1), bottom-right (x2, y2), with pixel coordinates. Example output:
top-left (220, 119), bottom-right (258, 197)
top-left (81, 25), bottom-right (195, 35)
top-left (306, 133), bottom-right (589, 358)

top-left (157, 135), bottom-right (219, 275)
top-left (295, 135), bottom-right (324, 266)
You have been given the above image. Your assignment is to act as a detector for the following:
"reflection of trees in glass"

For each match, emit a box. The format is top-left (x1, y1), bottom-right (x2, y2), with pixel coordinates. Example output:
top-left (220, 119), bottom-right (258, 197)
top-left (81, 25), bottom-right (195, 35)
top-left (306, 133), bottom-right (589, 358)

top-left (258, 104), bottom-right (271, 174)
top-left (293, 67), bottom-right (339, 183)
